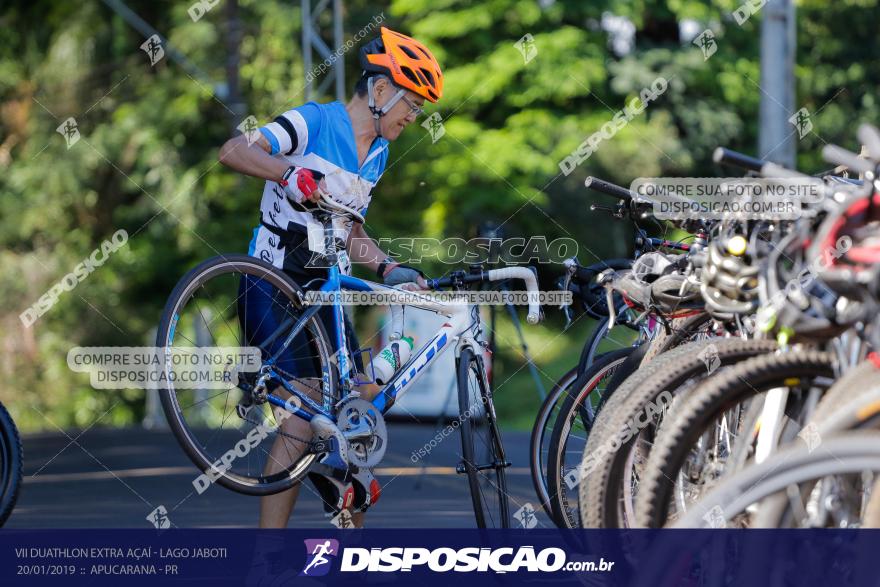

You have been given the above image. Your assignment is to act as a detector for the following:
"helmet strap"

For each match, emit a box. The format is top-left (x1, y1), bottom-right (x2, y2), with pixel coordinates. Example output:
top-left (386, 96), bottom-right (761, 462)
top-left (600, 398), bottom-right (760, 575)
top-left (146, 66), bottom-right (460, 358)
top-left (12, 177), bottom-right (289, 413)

top-left (367, 75), bottom-right (406, 138)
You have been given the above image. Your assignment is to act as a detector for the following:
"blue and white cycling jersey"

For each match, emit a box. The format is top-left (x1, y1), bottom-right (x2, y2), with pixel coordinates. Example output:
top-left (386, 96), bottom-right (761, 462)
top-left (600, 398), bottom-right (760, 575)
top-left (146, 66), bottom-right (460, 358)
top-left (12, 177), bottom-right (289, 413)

top-left (248, 101), bottom-right (389, 273)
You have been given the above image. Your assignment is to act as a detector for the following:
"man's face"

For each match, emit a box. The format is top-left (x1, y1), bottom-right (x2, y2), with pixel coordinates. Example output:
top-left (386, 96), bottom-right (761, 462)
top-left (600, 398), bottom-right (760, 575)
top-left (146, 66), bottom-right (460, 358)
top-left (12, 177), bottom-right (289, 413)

top-left (375, 79), bottom-right (425, 141)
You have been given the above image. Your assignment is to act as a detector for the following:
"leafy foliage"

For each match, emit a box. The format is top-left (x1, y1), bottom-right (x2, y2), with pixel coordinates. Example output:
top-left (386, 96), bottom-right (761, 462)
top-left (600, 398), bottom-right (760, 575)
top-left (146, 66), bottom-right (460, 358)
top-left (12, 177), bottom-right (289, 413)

top-left (1, 0), bottom-right (877, 429)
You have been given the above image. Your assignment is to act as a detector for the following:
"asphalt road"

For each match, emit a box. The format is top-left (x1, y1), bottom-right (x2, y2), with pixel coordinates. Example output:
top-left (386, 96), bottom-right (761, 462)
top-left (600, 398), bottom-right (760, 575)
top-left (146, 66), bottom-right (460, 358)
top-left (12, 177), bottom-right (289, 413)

top-left (8, 423), bottom-right (555, 529)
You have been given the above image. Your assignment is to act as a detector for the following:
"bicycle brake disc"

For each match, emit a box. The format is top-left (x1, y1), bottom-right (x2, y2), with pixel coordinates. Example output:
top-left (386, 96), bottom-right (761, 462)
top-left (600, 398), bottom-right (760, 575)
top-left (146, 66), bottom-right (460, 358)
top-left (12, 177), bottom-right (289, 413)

top-left (337, 398), bottom-right (387, 468)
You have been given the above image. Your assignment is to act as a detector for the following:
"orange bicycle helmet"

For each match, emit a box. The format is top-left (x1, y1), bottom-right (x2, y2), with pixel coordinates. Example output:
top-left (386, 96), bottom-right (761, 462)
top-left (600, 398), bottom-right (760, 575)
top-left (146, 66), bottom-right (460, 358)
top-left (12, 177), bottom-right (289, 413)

top-left (359, 27), bottom-right (443, 103)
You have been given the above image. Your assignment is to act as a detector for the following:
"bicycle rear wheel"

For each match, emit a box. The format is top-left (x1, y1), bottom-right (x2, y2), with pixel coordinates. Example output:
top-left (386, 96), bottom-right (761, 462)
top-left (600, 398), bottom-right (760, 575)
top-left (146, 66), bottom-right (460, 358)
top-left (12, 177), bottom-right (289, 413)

top-left (457, 347), bottom-right (510, 528)
top-left (157, 254), bottom-right (336, 496)
top-left (0, 401), bottom-right (22, 527)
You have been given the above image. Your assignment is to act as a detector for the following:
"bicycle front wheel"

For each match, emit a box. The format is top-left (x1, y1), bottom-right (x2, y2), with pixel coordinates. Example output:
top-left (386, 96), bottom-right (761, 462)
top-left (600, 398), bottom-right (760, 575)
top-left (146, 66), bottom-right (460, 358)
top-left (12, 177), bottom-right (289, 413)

top-left (457, 347), bottom-right (510, 528)
top-left (529, 366), bottom-right (578, 519)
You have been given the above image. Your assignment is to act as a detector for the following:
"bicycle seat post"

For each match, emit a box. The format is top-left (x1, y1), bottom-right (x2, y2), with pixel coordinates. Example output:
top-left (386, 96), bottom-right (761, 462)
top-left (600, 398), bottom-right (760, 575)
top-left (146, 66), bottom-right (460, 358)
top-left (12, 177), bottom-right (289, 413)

top-left (315, 211), bottom-right (339, 266)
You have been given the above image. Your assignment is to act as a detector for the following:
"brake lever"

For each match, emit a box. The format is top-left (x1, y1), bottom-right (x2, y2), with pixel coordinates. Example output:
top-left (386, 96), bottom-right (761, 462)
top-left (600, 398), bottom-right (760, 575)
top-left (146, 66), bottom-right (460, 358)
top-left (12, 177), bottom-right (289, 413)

top-left (559, 259), bottom-right (578, 327)
top-left (590, 203), bottom-right (626, 218)
top-left (596, 268), bottom-right (618, 330)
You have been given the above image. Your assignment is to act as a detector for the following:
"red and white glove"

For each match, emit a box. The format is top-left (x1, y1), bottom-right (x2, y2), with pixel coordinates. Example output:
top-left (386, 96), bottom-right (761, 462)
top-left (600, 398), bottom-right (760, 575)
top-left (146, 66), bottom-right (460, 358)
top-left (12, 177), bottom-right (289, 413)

top-left (280, 166), bottom-right (326, 204)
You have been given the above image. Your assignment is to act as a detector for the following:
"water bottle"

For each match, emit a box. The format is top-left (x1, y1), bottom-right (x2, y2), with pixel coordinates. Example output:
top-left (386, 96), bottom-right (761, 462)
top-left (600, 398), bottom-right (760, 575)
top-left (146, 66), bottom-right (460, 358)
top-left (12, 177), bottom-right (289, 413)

top-left (370, 336), bottom-right (414, 385)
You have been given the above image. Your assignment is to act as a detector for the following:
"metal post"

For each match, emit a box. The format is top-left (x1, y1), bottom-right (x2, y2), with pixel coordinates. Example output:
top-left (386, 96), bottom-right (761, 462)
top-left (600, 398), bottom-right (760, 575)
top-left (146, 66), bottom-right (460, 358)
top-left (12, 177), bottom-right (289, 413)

top-left (225, 0), bottom-right (246, 131)
top-left (758, 0), bottom-right (796, 167)
top-left (302, 0), bottom-right (312, 101)
top-left (333, 0), bottom-right (345, 102)
top-left (301, 0), bottom-right (345, 102)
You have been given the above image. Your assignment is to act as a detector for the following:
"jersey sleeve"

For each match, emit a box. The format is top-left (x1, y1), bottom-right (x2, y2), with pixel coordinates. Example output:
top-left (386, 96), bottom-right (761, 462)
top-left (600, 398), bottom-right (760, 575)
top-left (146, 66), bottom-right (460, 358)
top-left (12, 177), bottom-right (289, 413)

top-left (259, 102), bottom-right (322, 157)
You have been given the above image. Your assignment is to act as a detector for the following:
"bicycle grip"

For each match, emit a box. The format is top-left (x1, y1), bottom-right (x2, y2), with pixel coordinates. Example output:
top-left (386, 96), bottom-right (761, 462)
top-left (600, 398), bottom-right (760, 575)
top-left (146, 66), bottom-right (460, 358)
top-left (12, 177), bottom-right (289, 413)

top-left (584, 176), bottom-right (634, 202)
top-left (487, 267), bottom-right (541, 324)
top-left (713, 147), bottom-right (767, 173)
top-left (822, 144), bottom-right (875, 175)
top-left (857, 124), bottom-right (880, 161)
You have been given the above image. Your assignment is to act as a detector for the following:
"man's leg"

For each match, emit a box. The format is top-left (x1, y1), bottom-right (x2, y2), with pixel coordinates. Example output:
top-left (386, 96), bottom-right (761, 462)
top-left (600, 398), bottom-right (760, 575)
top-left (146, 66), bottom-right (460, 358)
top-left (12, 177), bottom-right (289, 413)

top-left (259, 379), bottom-right (330, 528)
top-left (259, 400), bottom-right (312, 528)
top-left (258, 369), bottom-right (384, 528)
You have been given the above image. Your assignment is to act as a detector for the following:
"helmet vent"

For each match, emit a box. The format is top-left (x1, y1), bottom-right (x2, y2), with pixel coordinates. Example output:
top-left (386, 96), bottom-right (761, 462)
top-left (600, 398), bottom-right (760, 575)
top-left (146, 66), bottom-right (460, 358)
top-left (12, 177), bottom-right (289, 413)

top-left (420, 68), bottom-right (435, 86)
top-left (400, 45), bottom-right (420, 59)
top-left (399, 66), bottom-right (421, 86)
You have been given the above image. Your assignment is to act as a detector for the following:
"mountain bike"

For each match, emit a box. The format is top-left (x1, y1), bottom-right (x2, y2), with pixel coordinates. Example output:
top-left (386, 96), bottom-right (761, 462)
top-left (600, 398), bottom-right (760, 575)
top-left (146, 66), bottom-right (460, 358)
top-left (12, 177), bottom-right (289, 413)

top-left (156, 193), bottom-right (542, 528)
top-left (586, 125), bottom-right (880, 529)
top-left (529, 181), bottom-right (700, 523)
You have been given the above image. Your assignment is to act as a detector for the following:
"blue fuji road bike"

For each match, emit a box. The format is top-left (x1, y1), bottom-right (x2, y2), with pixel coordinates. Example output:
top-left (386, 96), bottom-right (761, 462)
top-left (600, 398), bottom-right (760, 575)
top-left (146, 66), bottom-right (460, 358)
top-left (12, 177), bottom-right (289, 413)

top-left (157, 194), bottom-right (542, 527)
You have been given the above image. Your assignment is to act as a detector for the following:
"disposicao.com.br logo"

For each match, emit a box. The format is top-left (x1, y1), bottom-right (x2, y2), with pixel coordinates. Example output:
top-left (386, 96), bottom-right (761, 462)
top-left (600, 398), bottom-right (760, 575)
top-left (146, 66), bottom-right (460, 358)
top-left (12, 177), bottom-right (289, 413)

top-left (301, 540), bottom-right (615, 574)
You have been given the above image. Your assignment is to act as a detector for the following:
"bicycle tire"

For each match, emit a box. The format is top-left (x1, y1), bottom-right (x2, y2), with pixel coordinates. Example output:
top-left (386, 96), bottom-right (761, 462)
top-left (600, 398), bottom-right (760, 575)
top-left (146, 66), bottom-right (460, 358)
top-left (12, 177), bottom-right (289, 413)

top-left (529, 366), bottom-right (578, 518)
top-left (457, 346), bottom-right (510, 528)
top-left (579, 338), bottom-right (779, 528)
top-left (576, 341), bottom-right (717, 527)
top-left (636, 349), bottom-right (836, 528)
top-left (0, 401), bottom-right (23, 527)
top-left (546, 348), bottom-right (635, 528)
top-left (672, 431), bottom-right (880, 528)
top-left (811, 359), bottom-right (880, 425)
top-left (157, 254), bottom-right (336, 496)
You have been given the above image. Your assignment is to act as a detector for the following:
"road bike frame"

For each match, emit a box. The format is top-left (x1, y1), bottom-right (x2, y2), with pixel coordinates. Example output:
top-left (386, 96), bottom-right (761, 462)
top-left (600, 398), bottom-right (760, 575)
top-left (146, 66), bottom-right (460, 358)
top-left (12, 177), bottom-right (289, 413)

top-left (257, 248), bottom-right (478, 426)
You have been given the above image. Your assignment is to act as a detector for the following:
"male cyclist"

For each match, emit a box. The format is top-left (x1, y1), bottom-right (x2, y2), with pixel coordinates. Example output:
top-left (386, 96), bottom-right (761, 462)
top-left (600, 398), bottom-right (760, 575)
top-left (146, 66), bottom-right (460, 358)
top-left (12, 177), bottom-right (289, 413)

top-left (218, 27), bottom-right (443, 528)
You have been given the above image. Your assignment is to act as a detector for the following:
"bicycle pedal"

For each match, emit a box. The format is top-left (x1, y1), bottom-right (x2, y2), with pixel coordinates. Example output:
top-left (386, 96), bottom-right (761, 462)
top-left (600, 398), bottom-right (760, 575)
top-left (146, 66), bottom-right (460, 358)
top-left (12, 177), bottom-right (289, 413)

top-left (310, 414), bottom-right (349, 464)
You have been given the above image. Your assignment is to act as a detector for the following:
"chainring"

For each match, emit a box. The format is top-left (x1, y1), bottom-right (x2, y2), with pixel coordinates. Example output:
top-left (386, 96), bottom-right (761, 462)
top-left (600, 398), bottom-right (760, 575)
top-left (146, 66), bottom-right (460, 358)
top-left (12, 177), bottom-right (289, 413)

top-left (337, 398), bottom-right (387, 468)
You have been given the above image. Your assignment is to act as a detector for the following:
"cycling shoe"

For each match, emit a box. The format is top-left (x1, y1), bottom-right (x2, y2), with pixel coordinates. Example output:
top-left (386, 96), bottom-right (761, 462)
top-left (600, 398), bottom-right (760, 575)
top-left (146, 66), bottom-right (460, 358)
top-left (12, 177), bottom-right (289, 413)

top-left (308, 463), bottom-right (356, 515)
top-left (350, 467), bottom-right (381, 513)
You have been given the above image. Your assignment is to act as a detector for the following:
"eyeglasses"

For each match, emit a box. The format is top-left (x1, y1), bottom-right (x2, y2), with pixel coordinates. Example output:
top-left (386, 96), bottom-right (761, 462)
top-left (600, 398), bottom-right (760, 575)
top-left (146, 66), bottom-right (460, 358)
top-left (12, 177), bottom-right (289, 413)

top-left (400, 94), bottom-right (426, 118)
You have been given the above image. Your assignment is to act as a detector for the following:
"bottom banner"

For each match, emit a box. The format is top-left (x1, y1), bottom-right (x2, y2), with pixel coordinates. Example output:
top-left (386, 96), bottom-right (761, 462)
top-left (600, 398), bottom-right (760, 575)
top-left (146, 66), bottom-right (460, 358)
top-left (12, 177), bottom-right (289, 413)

top-left (1, 528), bottom-right (877, 585)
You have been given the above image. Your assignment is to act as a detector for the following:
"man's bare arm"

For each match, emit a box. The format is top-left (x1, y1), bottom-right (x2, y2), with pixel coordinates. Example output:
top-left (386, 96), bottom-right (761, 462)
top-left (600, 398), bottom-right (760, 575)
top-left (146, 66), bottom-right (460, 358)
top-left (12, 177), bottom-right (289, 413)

top-left (347, 223), bottom-right (390, 275)
top-left (218, 134), bottom-right (289, 182)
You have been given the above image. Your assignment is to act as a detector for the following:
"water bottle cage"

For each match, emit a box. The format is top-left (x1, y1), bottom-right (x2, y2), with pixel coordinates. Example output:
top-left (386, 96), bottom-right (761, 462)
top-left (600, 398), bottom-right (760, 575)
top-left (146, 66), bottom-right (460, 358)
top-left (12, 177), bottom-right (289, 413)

top-left (351, 347), bottom-right (376, 386)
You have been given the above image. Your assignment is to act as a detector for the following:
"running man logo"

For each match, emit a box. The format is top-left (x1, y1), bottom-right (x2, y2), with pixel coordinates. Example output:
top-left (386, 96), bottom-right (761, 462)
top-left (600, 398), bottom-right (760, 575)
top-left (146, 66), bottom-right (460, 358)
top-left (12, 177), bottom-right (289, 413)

top-left (300, 539), bottom-right (340, 577)
top-left (697, 343), bottom-right (721, 374)
top-left (56, 117), bottom-right (80, 149)
top-left (140, 34), bottom-right (165, 66)
top-left (789, 108), bottom-right (813, 140)
top-left (514, 33), bottom-right (537, 64)
top-left (146, 505), bottom-right (171, 529)
top-left (421, 112), bottom-right (446, 143)
top-left (237, 115), bottom-right (261, 146)
top-left (514, 503), bottom-right (538, 529)
top-left (693, 29), bottom-right (717, 60)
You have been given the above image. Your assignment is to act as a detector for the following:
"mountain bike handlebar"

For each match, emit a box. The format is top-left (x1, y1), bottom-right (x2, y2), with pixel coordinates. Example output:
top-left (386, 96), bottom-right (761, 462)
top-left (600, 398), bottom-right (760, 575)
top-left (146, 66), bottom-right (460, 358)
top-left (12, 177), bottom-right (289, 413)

top-left (427, 266), bottom-right (542, 324)
top-left (822, 145), bottom-right (875, 175)
top-left (584, 176), bottom-right (635, 202)
top-left (713, 147), bottom-right (767, 173)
